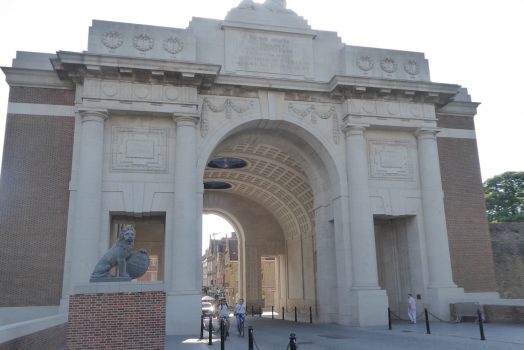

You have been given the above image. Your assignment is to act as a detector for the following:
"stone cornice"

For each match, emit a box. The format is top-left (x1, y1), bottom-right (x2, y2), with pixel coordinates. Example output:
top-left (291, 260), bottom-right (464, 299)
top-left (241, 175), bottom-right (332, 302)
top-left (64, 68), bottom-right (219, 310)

top-left (1, 67), bottom-right (74, 89)
top-left (328, 75), bottom-right (461, 104)
top-left (436, 100), bottom-right (481, 117)
top-left (51, 51), bottom-right (221, 88)
top-left (215, 74), bottom-right (462, 104)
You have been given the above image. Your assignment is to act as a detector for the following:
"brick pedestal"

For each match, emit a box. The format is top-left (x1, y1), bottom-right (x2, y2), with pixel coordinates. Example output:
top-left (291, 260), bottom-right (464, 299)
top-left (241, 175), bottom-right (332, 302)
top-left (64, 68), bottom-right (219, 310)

top-left (67, 289), bottom-right (165, 350)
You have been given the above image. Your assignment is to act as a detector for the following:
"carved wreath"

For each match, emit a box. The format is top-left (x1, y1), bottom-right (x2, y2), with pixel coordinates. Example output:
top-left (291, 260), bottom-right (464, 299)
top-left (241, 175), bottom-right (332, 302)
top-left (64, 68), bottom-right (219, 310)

top-left (133, 34), bottom-right (154, 52)
top-left (200, 98), bottom-right (256, 137)
top-left (102, 31), bottom-right (124, 49)
top-left (380, 57), bottom-right (398, 73)
top-left (357, 56), bottom-right (375, 71)
top-left (163, 37), bottom-right (184, 55)
top-left (288, 103), bottom-right (340, 144)
top-left (403, 60), bottom-right (419, 76)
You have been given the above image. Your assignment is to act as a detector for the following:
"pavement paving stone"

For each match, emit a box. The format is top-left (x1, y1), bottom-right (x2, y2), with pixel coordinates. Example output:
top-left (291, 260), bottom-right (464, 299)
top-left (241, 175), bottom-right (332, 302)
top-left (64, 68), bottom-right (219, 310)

top-left (165, 317), bottom-right (524, 349)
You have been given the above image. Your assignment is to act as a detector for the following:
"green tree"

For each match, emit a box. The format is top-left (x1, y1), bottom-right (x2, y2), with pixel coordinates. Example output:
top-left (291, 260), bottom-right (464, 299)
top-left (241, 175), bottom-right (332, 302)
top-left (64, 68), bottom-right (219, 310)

top-left (484, 171), bottom-right (524, 223)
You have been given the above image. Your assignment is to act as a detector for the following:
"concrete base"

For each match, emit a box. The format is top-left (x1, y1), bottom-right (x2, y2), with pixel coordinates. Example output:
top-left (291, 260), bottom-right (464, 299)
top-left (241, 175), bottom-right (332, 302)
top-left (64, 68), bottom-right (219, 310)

top-left (349, 289), bottom-right (389, 326)
top-left (426, 286), bottom-right (465, 321)
top-left (166, 291), bottom-right (201, 336)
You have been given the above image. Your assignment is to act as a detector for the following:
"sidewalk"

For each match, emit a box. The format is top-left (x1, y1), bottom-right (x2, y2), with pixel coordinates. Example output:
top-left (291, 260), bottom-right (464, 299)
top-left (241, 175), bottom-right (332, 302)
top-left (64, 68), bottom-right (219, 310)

top-left (165, 316), bottom-right (524, 349)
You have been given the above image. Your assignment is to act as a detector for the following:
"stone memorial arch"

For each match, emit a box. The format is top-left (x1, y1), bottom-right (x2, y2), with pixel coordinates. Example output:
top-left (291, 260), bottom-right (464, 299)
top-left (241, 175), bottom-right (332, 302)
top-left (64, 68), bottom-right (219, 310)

top-left (0, 0), bottom-right (500, 337)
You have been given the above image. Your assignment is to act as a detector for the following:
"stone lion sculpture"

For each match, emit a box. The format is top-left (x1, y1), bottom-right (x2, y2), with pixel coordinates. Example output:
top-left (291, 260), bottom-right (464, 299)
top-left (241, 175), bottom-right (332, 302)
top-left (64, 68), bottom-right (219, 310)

top-left (90, 226), bottom-right (149, 282)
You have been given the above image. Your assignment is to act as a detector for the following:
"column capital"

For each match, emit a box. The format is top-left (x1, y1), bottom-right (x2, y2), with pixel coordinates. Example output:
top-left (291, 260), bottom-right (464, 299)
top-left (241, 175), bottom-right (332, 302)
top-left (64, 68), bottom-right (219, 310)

top-left (172, 113), bottom-right (200, 125)
top-left (415, 128), bottom-right (441, 140)
top-left (77, 108), bottom-right (109, 123)
top-left (342, 123), bottom-right (369, 136)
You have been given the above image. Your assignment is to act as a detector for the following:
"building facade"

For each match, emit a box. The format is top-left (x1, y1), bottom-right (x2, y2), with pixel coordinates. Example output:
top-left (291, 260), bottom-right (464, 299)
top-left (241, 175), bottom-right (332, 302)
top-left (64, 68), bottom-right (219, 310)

top-left (0, 0), bottom-right (499, 337)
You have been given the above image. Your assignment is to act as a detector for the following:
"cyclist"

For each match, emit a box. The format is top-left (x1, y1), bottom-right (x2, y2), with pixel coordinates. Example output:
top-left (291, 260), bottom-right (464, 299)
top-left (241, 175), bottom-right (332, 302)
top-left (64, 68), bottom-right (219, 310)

top-left (234, 298), bottom-right (246, 335)
top-left (217, 298), bottom-right (230, 337)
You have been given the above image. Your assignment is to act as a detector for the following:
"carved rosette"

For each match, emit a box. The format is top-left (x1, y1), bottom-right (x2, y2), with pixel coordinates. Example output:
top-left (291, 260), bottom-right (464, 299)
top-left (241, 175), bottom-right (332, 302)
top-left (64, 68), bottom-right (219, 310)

top-left (357, 56), bottom-right (375, 72)
top-left (404, 60), bottom-right (419, 76)
top-left (380, 57), bottom-right (398, 73)
top-left (102, 31), bottom-right (124, 50)
top-left (288, 103), bottom-right (340, 144)
top-left (133, 34), bottom-right (154, 52)
top-left (200, 98), bottom-right (256, 137)
top-left (163, 37), bottom-right (184, 55)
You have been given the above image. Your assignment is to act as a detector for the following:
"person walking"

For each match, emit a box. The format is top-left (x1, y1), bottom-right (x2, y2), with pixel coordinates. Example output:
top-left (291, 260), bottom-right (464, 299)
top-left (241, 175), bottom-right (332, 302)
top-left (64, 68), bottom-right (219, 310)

top-left (408, 293), bottom-right (417, 324)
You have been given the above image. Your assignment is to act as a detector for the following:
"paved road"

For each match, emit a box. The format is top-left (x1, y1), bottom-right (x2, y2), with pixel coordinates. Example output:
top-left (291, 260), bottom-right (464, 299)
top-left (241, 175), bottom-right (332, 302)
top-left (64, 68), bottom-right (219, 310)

top-left (166, 316), bottom-right (524, 349)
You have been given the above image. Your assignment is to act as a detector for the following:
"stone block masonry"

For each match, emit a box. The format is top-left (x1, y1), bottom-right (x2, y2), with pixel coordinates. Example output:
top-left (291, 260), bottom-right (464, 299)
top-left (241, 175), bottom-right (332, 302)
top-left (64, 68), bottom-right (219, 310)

top-left (67, 291), bottom-right (166, 350)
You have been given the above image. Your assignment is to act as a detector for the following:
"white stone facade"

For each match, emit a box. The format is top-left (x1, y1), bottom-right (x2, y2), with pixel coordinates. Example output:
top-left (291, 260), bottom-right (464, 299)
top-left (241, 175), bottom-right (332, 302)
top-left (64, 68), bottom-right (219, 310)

top-left (1, 1), bottom-right (500, 336)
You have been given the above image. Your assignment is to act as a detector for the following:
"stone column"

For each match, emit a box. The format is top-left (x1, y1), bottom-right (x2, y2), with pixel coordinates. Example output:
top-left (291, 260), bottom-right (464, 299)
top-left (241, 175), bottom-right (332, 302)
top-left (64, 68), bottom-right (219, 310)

top-left (343, 123), bottom-right (388, 326)
top-left (69, 109), bottom-right (108, 290)
top-left (166, 114), bottom-right (201, 335)
top-left (314, 204), bottom-right (337, 322)
top-left (344, 124), bottom-right (379, 289)
top-left (416, 129), bottom-right (457, 288)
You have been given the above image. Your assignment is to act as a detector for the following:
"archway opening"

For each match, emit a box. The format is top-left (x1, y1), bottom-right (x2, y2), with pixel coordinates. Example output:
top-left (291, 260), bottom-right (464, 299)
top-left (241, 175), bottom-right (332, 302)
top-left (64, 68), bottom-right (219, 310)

top-left (201, 122), bottom-right (337, 317)
top-left (202, 213), bottom-right (239, 306)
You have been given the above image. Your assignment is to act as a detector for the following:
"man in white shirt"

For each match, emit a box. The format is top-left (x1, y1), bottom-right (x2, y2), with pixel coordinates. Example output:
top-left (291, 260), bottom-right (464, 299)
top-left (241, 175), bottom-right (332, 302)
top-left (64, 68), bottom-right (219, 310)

top-left (408, 294), bottom-right (417, 324)
top-left (234, 298), bottom-right (246, 334)
top-left (217, 298), bottom-right (230, 336)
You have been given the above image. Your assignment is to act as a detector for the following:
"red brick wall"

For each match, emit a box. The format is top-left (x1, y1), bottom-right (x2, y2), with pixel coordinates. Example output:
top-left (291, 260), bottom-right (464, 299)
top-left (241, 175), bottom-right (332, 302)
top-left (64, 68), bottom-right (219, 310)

top-left (9, 86), bottom-right (75, 105)
top-left (437, 115), bottom-right (475, 130)
top-left (484, 304), bottom-right (524, 323)
top-left (67, 292), bottom-right (166, 350)
top-left (0, 324), bottom-right (66, 350)
top-left (0, 86), bottom-right (75, 306)
top-left (438, 137), bottom-right (498, 292)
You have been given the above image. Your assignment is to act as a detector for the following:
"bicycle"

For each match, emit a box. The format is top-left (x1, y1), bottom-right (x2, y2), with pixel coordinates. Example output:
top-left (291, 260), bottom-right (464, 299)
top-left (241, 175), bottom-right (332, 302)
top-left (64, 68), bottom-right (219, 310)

top-left (236, 313), bottom-right (245, 336)
top-left (203, 316), bottom-right (230, 339)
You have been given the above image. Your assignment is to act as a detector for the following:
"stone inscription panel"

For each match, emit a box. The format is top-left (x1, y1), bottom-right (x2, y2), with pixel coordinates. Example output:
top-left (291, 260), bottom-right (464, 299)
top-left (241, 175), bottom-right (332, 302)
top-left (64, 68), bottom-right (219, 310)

top-left (112, 126), bottom-right (168, 173)
top-left (225, 29), bottom-right (314, 78)
top-left (368, 140), bottom-right (414, 181)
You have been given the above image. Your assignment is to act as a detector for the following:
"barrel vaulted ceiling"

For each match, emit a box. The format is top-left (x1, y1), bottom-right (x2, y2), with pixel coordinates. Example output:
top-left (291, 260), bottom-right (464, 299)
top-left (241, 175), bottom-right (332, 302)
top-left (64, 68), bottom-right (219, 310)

top-left (204, 140), bottom-right (314, 241)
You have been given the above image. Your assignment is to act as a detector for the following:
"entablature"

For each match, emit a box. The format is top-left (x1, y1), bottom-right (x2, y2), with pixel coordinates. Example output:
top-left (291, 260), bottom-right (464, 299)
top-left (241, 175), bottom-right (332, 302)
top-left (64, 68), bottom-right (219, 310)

top-left (51, 51), bottom-right (221, 88)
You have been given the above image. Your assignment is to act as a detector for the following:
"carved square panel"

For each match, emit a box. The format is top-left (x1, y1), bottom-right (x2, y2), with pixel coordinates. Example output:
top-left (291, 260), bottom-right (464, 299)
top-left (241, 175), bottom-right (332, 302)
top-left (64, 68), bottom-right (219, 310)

top-left (368, 140), bottom-right (414, 180)
top-left (111, 126), bottom-right (168, 173)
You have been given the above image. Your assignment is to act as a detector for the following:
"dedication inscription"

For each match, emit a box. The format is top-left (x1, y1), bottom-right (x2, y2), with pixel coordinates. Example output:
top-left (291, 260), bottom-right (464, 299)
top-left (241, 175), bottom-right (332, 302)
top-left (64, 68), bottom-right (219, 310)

top-left (225, 30), bottom-right (313, 77)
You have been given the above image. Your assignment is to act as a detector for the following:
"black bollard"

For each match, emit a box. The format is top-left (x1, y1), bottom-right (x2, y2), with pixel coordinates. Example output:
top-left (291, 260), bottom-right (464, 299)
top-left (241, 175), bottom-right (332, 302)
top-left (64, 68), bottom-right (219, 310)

top-left (289, 333), bottom-right (297, 350)
top-left (248, 326), bottom-right (254, 350)
top-left (294, 306), bottom-right (297, 322)
top-left (200, 314), bottom-right (204, 340)
top-left (272, 305), bottom-right (274, 319)
top-left (220, 318), bottom-right (225, 350)
top-left (208, 316), bottom-right (213, 345)
top-left (310, 306), bottom-right (313, 324)
top-left (424, 308), bottom-right (431, 334)
top-left (477, 309), bottom-right (486, 341)
top-left (388, 307), bottom-right (392, 330)
top-left (282, 307), bottom-right (285, 321)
